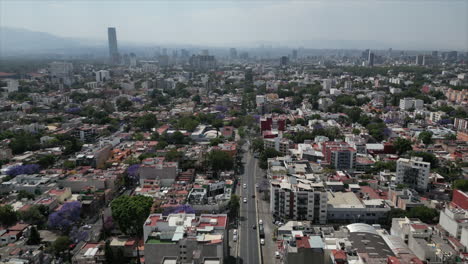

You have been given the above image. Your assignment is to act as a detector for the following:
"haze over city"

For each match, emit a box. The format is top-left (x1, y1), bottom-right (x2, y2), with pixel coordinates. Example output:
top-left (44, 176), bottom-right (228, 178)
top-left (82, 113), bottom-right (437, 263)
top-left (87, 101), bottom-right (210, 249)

top-left (1, 0), bottom-right (468, 50)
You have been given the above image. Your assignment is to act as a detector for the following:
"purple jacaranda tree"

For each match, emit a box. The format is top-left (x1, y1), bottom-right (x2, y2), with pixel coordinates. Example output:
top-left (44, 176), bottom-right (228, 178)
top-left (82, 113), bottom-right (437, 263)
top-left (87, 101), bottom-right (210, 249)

top-left (6, 164), bottom-right (41, 177)
top-left (383, 128), bottom-right (393, 138)
top-left (216, 113), bottom-right (225, 120)
top-left (103, 216), bottom-right (114, 231)
top-left (132, 97), bottom-right (143, 103)
top-left (163, 204), bottom-right (196, 216)
top-left (215, 105), bottom-right (228, 113)
top-left (437, 119), bottom-right (452, 125)
top-left (384, 119), bottom-right (394, 124)
top-left (126, 164), bottom-right (140, 183)
top-left (66, 107), bottom-right (81, 114)
top-left (253, 115), bottom-right (260, 122)
top-left (69, 226), bottom-right (89, 243)
top-left (48, 201), bottom-right (82, 231)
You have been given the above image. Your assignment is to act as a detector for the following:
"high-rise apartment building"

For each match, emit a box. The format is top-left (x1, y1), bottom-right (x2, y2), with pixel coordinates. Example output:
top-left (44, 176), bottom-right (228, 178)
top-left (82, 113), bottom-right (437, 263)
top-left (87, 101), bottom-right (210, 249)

top-left (368, 52), bottom-right (375, 67)
top-left (415, 55), bottom-right (424, 65)
top-left (280, 56), bottom-right (289, 66)
top-left (396, 157), bottom-right (430, 191)
top-left (292, 49), bottom-right (298, 60)
top-left (270, 178), bottom-right (327, 223)
top-left (95, 70), bottom-right (110, 83)
top-left (229, 48), bottom-right (237, 59)
top-left (107, 27), bottom-right (120, 64)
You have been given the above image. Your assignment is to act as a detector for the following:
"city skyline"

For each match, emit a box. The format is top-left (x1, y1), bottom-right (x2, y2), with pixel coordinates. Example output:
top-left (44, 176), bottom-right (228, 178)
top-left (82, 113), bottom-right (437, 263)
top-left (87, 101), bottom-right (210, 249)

top-left (1, 0), bottom-right (467, 50)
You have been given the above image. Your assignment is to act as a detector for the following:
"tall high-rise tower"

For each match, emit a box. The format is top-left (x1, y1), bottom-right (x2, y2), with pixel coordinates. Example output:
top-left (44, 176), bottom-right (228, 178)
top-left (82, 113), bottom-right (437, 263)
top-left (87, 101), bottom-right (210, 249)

top-left (108, 27), bottom-right (120, 64)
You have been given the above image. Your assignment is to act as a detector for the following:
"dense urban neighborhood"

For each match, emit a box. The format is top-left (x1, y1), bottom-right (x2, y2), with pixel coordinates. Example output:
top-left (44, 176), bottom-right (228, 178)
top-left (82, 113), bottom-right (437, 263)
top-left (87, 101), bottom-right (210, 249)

top-left (1, 26), bottom-right (468, 264)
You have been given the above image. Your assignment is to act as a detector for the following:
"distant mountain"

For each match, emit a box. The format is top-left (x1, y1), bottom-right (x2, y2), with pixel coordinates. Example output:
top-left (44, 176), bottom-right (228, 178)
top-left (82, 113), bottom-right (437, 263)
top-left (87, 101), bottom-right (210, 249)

top-left (0, 27), bottom-right (104, 56)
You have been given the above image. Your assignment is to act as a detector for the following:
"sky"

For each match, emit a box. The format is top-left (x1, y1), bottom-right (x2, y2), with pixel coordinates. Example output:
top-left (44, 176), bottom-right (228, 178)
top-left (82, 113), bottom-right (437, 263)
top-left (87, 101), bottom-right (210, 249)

top-left (1, 0), bottom-right (467, 50)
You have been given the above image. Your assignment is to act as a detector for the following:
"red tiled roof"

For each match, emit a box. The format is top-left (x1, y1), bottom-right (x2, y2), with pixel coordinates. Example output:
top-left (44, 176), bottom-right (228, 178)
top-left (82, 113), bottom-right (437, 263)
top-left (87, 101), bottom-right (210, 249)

top-left (296, 236), bottom-right (310, 249)
top-left (332, 249), bottom-right (347, 260)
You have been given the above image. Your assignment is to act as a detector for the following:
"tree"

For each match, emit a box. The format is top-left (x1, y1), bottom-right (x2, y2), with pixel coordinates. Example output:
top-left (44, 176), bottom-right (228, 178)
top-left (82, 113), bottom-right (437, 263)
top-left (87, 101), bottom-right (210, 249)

top-left (37, 154), bottom-right (56, 168)
top-left (445, 133), bottom-right (457, 140)
top-left (207, 150), bottom-right (234, 172)
top-left (52, 236), bottom-right (71, 255)
top-left (453, 179), bottom-right (468, 191)
top-left (111, 195), bottom-right (153, 237)
top-left (27, 226), bottom-right (41, 245)
top-left (48, 201), bottom-right (81, 231)
top-left (406, 206), bottom-right (439, 224)
top-left (352, 128), bottom-right (361, 135)
top-left (418, 131), bottom-right (433, 145)
top-left (251, 138), bottom-right (264, 153)
top-left (63, 160), bottom-right (76, 169)
top-left (116, 97), bottom-right (133, 111)
top-left (6, 164), bottom-right (41, 177)
top-left (0, 205), bottom-right (18, 227)
top-left (165, 149), bottom-right (183, 162)
top-left (393, 138), bottom-right (413, 155)
top-left (192, 95), bottom-right (201, 103)
top-left (228, 195), bottom-right (240, 220)
top-left (17, 190), bottom-right (35, 200)
top-left (259, 148), bottom-right (282, 169)
top-left (105, 240), bottom-right (114, 264)
top-left (134, 114), bottom-right (158, 131)
top-left (19, 205), bottom-right (47, 226)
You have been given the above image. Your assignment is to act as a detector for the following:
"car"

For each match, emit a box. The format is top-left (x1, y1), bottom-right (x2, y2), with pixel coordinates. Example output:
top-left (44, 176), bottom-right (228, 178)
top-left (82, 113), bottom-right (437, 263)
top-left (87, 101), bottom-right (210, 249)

top-left (233, 235), bottom-right (238, 242)
top-left (259, 220), bottom-right (263, 225)
top-left (275, 251), bottom-right (280, 258)
top-left (83, 225), bottom-right (92, 230)
top-left (233, 229), bottom-right (238, 235)
top-left (260, 238), bottom-right (265, 245)
top-left (69, 244), bottom-right (77, 250)
top-left (252, 225), bottom-right (257, 230)
top-left (243, 184), bottom-right (247, 189)
top-left (243, 198), bottom-right (247, 203)
top-left (251, 194), bottom-right (255, 198)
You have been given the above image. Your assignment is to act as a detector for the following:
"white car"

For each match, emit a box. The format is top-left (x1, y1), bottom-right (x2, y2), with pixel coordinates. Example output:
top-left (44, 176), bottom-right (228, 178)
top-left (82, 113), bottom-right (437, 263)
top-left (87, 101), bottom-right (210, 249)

top-left (233, 229), bottom-right (238, 235)
top-left (243, 184), bottom-right (247, 189)
top-left (233, 234), bottom-right (238, 242)
top-left (260, 238), bottom-right (265, 245)
top-left (243, 198), bottom-right (247, 203)
top-left (259, 219), bottom-right (263, 225)
top-left (275, 251), bottom-right (280, 258)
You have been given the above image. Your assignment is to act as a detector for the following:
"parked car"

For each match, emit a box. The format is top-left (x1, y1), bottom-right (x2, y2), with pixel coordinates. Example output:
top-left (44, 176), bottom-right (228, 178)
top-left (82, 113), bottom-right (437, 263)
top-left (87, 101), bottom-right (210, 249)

top-left (275, 251), bottom-right (280, 258)
top-left (259, 219), bottom-right (263, 225)
top-left (260, 238), bottom-right (265, 245)
top-left (243, 198), bottom-right (247, 203)
top-left (252, 225), bottom-right (257, 230)
top-left (243, 184), bottom-right (247, 189)
top-left (233, 229), bottom-right (238, 235)
top-left (233, 235), bottom-right (238, 242)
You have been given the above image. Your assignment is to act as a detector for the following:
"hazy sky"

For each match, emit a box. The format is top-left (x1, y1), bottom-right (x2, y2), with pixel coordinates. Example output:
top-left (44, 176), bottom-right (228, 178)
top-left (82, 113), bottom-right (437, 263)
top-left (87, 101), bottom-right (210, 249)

top-left (1, 0), bottom-right (467, 49)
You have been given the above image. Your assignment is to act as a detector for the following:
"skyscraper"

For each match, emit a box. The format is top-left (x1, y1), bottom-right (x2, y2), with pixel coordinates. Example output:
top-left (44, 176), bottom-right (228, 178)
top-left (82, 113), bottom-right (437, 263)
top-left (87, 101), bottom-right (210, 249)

top-left (368, 52), bottom-right (375, 67)
top-left (229, 48), bottom-right (237, 59)
top-left (108, 27), bottom-right (120, 64)
top-left (292, 49), bottom-right (298, 60)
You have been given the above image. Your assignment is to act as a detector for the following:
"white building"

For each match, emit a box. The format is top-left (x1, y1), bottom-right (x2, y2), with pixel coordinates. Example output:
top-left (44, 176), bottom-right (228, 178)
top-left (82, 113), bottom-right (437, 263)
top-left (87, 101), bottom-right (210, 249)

top-left (2, 79), bottom-right (19, 93)
top-left (95, 70), bottom-right (111, 83)
top-left (429, 111), bottom-right (445, 123)
top-left (270, 178), bottom-right (327, 224)
top-left (322, 79), bottom-right (332, 91)
top-left (439, 208), bottom-right (468, 239)
top-left (396, 157), bottom-right (430, 191)
top-left (399, 98), bottom-right (424, 111)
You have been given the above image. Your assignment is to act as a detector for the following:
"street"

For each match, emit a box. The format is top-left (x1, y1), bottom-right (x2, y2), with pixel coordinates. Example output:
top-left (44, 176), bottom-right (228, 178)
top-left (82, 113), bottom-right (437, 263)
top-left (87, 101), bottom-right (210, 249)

top-left (238, 145), bottom-right (261, 264)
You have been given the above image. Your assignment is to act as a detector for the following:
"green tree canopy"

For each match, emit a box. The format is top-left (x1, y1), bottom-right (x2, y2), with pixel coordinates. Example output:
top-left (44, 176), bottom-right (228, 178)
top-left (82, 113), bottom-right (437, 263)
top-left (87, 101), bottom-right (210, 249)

top-left (111, 195), bottom-right (153, 237)
top-left (27, 226), bottom-right (41, 245)
top-left (393, 138), bottom-right (413, 155)
top-left (418, 131), bottom-right (433, 145)
top-left (0, 205), bottom-right (18, 227)
top-left (453, 179), bottom-right (468, 191)
top-left (52, 236), bottom-right (71, 255)
top-left (207, 150), bottom-right (234, 172)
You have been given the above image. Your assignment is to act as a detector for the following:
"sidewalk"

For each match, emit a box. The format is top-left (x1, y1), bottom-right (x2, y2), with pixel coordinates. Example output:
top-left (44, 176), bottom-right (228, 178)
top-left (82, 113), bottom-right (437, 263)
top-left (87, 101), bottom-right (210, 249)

top-left (255, 164), bottom-right (279, 264)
